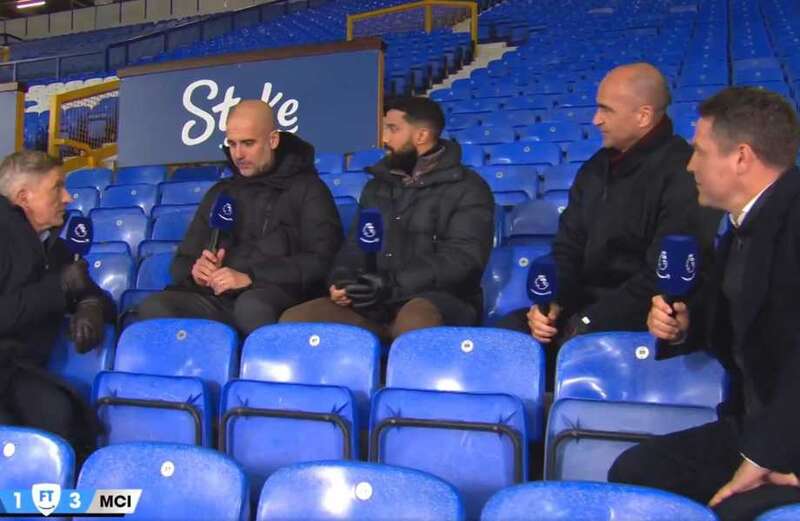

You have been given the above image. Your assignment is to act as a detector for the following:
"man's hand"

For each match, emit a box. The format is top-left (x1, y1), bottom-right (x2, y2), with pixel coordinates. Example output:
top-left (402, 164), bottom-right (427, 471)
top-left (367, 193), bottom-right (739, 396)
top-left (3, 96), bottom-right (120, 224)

top-left (527, 303), bottom-right (561, 343)
top-left (60, 259), bottom-right (97, 302)
top-left (330, 285), bottom-right (352, 307)
top-left (345, 273), bottom-right (390, 309)
top-left (69, 297), bottom-right (105, 353)
top-left (709, 459), bottom-right (800, 507)
top-left (647, 295), bottom-right (689, 342)
top-left (191, 249), bottom-right (226, 286)
top-left (209, 266), bottom-right (252, 296)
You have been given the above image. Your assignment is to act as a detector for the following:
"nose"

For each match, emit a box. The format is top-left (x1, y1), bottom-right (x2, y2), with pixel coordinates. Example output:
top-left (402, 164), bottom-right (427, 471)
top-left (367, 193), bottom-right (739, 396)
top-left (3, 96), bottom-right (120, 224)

top-left (592, 110), bottom-right (602, 128)
top-left (62, 188), bottom-right (72, 204)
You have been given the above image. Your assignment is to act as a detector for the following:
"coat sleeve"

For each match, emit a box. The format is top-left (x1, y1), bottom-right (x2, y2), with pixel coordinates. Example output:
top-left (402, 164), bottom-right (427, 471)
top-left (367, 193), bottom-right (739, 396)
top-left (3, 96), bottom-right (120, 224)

top-left (551, 165), bottom-right (589, 316)
top-left (392, 176), bottom-right (495, 298)
top-left (579, 162), bottom-right (719, 332)
top-left (0, 245), bottom-right (66, 336)
top-left (224, 179), bottom-right (343, 291)
top-left (170, 185), bottom-right (220, 285)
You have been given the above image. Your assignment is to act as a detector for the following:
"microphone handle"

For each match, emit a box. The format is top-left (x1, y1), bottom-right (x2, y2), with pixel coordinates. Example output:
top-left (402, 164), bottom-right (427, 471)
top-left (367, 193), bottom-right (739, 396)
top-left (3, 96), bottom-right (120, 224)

top-left (655, 294), bottom-right (680, 355)
top-left (208, 228), bottom-right (221, 254)
top-left (366, 252), bottom-right (377, 274)
top-left (664, 294), bottom-right (676, 316)
top-left (538, 302), bottom-right (551, 316)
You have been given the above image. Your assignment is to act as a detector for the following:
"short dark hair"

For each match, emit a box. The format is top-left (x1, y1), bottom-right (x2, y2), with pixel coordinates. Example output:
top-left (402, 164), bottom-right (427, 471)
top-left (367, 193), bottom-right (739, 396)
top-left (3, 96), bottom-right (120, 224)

top-left (698, 86), bottom-right (800, 170)
top-left (385, 96), bottom-right (445, 137)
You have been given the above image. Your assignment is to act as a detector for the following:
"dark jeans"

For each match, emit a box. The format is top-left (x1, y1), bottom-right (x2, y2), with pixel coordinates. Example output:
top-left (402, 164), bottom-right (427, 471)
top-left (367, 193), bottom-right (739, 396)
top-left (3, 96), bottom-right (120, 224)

top-left (137, 285), bottom-right (301, 336)
top-left (609, 419), bottom-right (800, 521)
top-left (280, 291), bottom-right (478, 344)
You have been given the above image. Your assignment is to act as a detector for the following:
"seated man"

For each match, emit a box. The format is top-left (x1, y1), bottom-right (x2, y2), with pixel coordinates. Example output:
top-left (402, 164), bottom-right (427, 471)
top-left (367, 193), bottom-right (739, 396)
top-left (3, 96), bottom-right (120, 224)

top-left (138, 100), bottom-right (343, 335)
top-left (609, 87), bottom-right (800, 521)
top-left (280, 97), bottom-right (494, 343)
top-left (498, 63), bottom-right (720, 379)
top-left (0, 150), bottom-right (115, 462)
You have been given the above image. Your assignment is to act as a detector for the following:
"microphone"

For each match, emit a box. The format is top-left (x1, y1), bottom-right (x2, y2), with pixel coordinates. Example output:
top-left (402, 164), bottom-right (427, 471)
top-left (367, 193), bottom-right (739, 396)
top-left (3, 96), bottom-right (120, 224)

top-left (357, 208), bottom-right (383, 273)
top-left (527, 254), bottom-right (559, 316)
top-left (208, 193), bottom-right (235, 254)
top-left (64, 215), bottom-right (93, 261)
top-left (656, 234), bottom-right (699, 310)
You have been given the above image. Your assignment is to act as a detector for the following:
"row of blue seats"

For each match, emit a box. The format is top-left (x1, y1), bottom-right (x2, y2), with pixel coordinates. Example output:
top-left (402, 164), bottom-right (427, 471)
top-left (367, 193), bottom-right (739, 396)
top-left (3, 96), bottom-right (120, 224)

top-left (7, 434), bottom-right (755, 521)
top-left (46, 319), bottom-right (727, 517)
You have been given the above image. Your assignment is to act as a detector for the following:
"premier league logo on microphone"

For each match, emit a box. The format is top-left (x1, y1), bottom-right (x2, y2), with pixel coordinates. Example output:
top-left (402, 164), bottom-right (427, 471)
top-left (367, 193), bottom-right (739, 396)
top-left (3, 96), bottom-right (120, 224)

top-left (73, 222), bottom-right (90, 243)
top-left (682, 253), bottom-right (697, 282)
top-left (531, 274), bottom-right (552, 296)
top-left (656, 250), bottom-right (670, 279)
top-left (657, 235), bottom-right (700, 298)
top-left (361, 222), bottom-right (379, 244)
top-left (221, 202), bottom-right (234, 222)
top-left (358, 209), bottom-right (383, 253)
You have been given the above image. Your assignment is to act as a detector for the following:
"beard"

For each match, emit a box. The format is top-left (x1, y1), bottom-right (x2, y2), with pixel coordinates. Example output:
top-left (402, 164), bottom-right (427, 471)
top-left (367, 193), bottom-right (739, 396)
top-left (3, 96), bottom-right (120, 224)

top-left (385, 142), bottom-right (418, 174)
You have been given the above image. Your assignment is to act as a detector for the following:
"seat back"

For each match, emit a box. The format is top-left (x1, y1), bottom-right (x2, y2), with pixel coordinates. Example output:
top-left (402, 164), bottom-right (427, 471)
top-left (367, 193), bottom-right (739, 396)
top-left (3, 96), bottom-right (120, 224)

top-left (481, 481), bottom-right (717, 521)
top-left (757, 505), bottom-right (800, 521)
top-left (519, 122), bottom-right (583, 143)
top-left (159, 180), bottom-right (216, 205)
top-left (48, 322), bottom-right (115, 401)
top-left (486, 142), bottom-right (561, 166)
top-left (91, 211), bottom-right (149, 256)
top-left (321, 173), bottom-right (370, 205)
top-left (151, 211), bottom-right (193, 241)
top-left (0, 426), bottom-right (75, 488)
top-left (477, 166), bottom-right (538, 206)
top-left (101, 184), bottom-right (159, 216)
top-left (171, 165), bottom-right (220, 181)
top-left (505, 199), bottom-right (563, 240)
top-left (76, 443), bottom-right (248, 521)
top-left (256, 461), bottom-right (464, 521)
top-left (315, 152), bottom-right (344, 174)
top-left (115, 165), bottom-right (167, 185)
top-left (482, 244), bottom-right (552, 324)
top-left (555, 332), bottom-right (728, 407)
top-left (135, 252), bottom-right (174, 290)
top-left (66, 167), bottom-right (113, 191)
top-left (85, 252), bottom-right (135, 305)
top-left (67, 187), bottom-right (99, 216)
top-left (348, 149), bottom-right (385, 172)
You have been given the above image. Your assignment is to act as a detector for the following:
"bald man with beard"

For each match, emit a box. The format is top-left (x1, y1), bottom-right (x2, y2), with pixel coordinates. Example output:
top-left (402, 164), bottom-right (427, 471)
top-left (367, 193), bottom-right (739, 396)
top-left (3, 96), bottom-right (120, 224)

top-left (497, 63), bottom-right (721, 385)
top-left (137, 100), bottom-right (343, 335)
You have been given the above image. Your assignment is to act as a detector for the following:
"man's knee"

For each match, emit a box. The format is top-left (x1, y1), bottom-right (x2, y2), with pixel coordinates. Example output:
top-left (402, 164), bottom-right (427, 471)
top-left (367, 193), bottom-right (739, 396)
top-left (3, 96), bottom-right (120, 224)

top-left (136, 292), bottom-right (179, 320)
top-left (279, 297), bottom-right (334, 323)
top-left (233, 290), bottom-right (282, 335)
top-left (391, 298), bottom-right (444, 338)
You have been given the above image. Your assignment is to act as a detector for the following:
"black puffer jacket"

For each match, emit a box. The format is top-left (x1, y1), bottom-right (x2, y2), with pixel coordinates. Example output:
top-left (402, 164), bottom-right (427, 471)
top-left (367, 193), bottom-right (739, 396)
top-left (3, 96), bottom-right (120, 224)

top-left (172, 132), bottom-right (343, 298)
top-left (330, 139), bottom-right (495, 313)
top-left (553, 117), bottom-right (722, 332)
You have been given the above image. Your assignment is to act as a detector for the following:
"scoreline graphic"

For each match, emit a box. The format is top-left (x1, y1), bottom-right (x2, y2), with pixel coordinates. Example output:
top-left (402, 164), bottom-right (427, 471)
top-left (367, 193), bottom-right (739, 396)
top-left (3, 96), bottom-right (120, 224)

top-left (0, 485), bottom-right (141, 517)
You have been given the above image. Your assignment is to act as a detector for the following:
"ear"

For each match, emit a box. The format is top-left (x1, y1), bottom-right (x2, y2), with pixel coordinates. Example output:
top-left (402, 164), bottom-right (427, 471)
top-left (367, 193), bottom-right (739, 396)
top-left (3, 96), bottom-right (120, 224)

top-left (735, 143), bottom-right (755, 174)
top-left (269, 130), bottom-right (280, 151)
top-left (12, 186), bottom-right (29, 208)
top-left (414, 126), bottom-right (432, 147)
top-left (638, 105), bottom-right (655, 128)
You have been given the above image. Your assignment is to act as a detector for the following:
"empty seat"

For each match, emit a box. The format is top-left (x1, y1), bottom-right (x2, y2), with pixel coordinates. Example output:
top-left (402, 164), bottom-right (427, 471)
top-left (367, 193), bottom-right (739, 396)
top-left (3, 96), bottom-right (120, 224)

top-left (373, 327), bottom-right (544, 517)
top-left (477, 165), bottom-right (538, 206)
top-left (481, 481), bottom-right (717, 521)
top-left (172, 165), bottom-right (220, 181)
top-left (115, 165), bottom-right (168, 185)
top-left (540, 164), bottom-right (580, 195)
top-left (159, 180), bottom-right (216, 206)
top-left (482, 244), bottom-right (552, 325)
top-left (519, 122), bottom-right (583, 143)
top-left (75, 443), bottom-right (248, 521)
top-left (85, 252), bottom-right (135, 305)
top-left (564, 140), bottom-right (599, 163)
top-left (101, 184), bottom-right (159, 216)
top-left (447, 113), bottom-right (483, 131)
top-left (151, 211), bottom-right (193, 241)
top-left (486, 143), bottom-right (561, 167)
top-left (138, 240), bottom-right (180, 258)
top-left (151, 204), bottom-right (198, 220)
top-left (348, 149), bottom-right (385, 172)
top-left (321, 173), bottom-right (370, 204)
top-left (135, 252), bottom-right (174, 290)
top-left (455, 125), bottom-right (516, 146)
top-left (315, 152), bottom-right (344, 174)
top-left (757, 505), bottom-right (800, 520)
top-left (92, 210), bottom-right (149, 256)
top-left (460, 144), bottom-right (485, 167)
top-left (66, 167), bottom-right (113, 191)
top-left (257, 461), bottom-right (464, 521)
top-left (547, 106), bottom-right (596, 124)
top-left (67, 187), bottom-right (99, 216)
top-left (0, 426), bottom-right (74, 489)
top-left (48, 322), bottom-right (116, 401)
top-left (504, 200), bottom-right (563, 242)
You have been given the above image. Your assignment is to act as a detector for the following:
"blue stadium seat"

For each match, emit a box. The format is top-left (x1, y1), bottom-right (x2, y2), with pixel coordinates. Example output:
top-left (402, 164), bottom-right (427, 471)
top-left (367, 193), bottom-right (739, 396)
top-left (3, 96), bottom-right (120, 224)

top-left (482, 244), bottom-right (552, 325)
top-left (138, 240), bottom-right (180, 258)
top-left (115, 165), bottom-right (168, 185)
top-left (256, 461), bottom-right (464, 521)
top-left (172, 165), bottom-right (220, 181)
top-left (480, 112), bottom-right (518, 128)
top-left (460, 143), bottom-right (485, 167)
top-left (486, 143), bottom-right (561, 166)
top-left (504, 109), bottom-right (540, 128)
top-left (67, 187), bottom-right (99, 216)
top-left (75, 443), bottom-right (249, 521)
top-left (504, 96), bottom-right (551, 112)
top-left (450, 98), bottom-right (502, 114)
top-left (85, 252), bottom-right (135, 305)
top-left (151, 211), bottom-right (193, 241)
top-left (48, 322), bottom-right (115, 401)
top-left (135, 252), bottom-right (174, 290)
top-left (539, 164), bottom-right (580, 195)
top-left (555, 332), bottom-right (728, 407)
top-left (159, 180), bottom-right (216, 206)
top-left (314, 152), bottom-right (344, 174)
top-left (348, 149), bottom-right (386, 172)
top-left (321, 173), bottom-right (370, 204)
top-left (557, 92), bottom-right (596, 107)
top-left (564, 140), bottom-right (599, 163)
top-left (373, 327), bottom-right (544, 517)
top-left (504, 200), bottom-right (563, 243)
top-left (733, 67), bottom-right (785, 84)
top-left (101, 183), bottom-right (159, 216)
top-left (674, 116), bottom-right (698, 141)
top-left (519, 122), bottom-right (583, 143)
top-left (89, 241), bottom-right (132, 255)
top-left (0, 426), bottom-right (75, 489)
top-left (455, 125), bottom-right (516, 146)
top-left (547, 106), bottom-right (596, 124)
top-left (94, 371), bottom-right (213, 446)
top-left (447, 113), bottom-right (483, 130)
top-left (673, 84), bottom-right (726, 102)
top-left (545, 399), bottom-right (719, 481)
top-left (757, 505), bottom-right (800, 521)
top-left (66, 167), bottom-right (113, 191)
top-left (481, 481), bottom-right (717, 521)
top-left (91, 210), bottom-right (149, 256)
top-left (151, 203), bottom-right (198, 219)
top-left (477, 165), bottom-right (538, 206)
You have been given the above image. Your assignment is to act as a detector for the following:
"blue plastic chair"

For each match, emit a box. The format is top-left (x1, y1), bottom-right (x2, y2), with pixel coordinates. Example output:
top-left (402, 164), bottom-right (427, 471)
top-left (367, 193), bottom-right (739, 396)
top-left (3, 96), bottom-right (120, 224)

top-left (539, 164), bottom-right (580, 195)
top-left (101, 184), bottom-right (159, 216)
top-left (564, 140), bottom-right (599, 163)
top-left (373, 328), bottom-right (544, 517)
top-left (455, 125), bottom-right (516, 146)
top-left (477, 165), bottom-right (538, 206)
top-left (519, 122), bottom-right (583, 143)
top-left (482, 244), bottom-right (552, 325)
top-left (91, 210), bottom-right (149, 257)
top-left (673, 84), bottom-right (726, 102)
top-left (0, 426), bottom-right (75, 489)
top-left (66, 167), bottom-right (113, 191)
top-left (151, 212), bottom-right (193, 241)
top-left (138, 240), bottom-right (180, 258)
top-left (481, 481), bottom-right (717, 521)
top-left (348, 149), bottom-right (386, 172)
top-left (257, 461), bottom-right (465, 521)
top-left (486, 143), bottom-right (561, 166)
top-left (172, 165), bottom-right (220, 181)
top-left (75, 443), bottom-right (249, 521)
top-left (504, 200), bottom-right (563, 243)
top-left (504, 109), bottom-right (540, 128)
top-left (757, 505), bottom-right (800, 520)
top-left (48, 322), bottom-right (115, 402)
top-left (315, 152), bottom-right (344, 174)
top-left (547, 106), bottom-right (597, 124)
top-left (85, 252), bottom-right (135, 306)
top-left (159, 180), bottom-right (216, 206)
top-left (115, 165), bottom-right (168, 185)
top-left (67, 187), bottom-right (99, 216)
top-left (447, 113), bottom-right (483, 131)
top-left (135, 252), bottom-right (174, 290)
top-left (151, 204), bottom-right (198, 220)
top-left (321, 173), bottom-right (370, 204)
top-left (460, 143), bottom-right (485, 167)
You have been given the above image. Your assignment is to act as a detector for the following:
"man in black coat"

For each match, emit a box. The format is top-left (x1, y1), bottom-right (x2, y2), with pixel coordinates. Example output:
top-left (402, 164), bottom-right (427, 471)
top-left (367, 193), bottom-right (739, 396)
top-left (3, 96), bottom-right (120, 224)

top-left (0, 150), bottom-right (114, 461)
top-left (280, 97), bottom-right (494, 343)
top-left (498, 63), bottom-right (720, 381)
top-left (609, 87), bottom-right (800, 521)
top-left (138, 100), bottom-right (343, 335)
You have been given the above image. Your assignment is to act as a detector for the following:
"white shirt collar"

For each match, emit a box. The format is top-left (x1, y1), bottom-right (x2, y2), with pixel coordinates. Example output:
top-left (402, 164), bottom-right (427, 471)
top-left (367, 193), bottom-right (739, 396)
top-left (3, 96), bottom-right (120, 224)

top-left (729, 183), bottom-right (774, 228)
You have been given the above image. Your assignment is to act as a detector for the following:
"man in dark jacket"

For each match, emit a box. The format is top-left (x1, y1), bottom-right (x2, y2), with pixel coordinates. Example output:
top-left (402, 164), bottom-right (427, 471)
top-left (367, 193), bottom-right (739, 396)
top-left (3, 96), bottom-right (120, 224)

top-left (137, 100), bottom-right (342, 335)
top-left (609, 88), bottom-right (800, 521)
top-left (280, 97), bottom-right (494, 343)
top-left (0, 150), bottom-right (114, 461)
top-left (498, 63), bottom-right (720, 377)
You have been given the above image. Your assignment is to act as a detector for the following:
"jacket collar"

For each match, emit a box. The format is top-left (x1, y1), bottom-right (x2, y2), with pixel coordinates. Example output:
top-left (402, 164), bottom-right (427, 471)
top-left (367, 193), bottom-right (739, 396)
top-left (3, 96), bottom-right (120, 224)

top-left (605, 116), bottom-right (675, 178)
top-left (0, 195), bottom-right (62, 251)
top-left (368, 139), bottom-right (465, 188)
top-left (225, 131), bottom-right (317, 189)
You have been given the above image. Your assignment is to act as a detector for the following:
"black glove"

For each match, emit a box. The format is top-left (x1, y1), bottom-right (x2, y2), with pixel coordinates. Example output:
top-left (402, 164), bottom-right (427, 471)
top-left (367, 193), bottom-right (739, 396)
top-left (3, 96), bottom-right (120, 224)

top-left (345, 273), bottom-right (391, 309)
top-left (69, 297), bottom-right (106, 353)
top-left (60, 259), bottom-right (97, 304)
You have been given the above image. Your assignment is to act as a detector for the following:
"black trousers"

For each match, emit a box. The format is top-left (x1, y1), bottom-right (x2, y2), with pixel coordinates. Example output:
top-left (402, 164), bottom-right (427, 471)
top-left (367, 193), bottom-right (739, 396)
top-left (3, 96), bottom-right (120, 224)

top-left (609, 419), bottom-right (800, 521)
top-left (137, 285), bottom-right (302, 336)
